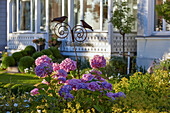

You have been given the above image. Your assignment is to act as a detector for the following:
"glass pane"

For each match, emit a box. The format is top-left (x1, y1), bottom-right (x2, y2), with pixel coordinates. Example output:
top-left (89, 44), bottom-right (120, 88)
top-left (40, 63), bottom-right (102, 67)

top-left (84, 0), bottom-right (100, 30)
top-left (154, 0), bottom-right (163, 31)
top-left (103, 0), bottom-right (108, 30)
top-left (19, 0), bottom-right (31, 30)
top-left (74, 0), bottom-right (81, 26)
top-left (13, 0), bottom-right (17, 32)
top-left (40, 0), bottom-right (46, 31)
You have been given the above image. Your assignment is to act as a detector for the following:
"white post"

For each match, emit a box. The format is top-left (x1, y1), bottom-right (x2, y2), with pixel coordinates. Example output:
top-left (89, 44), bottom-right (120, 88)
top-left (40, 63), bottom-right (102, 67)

top-left (108, 0), bottom-right (113, 59)
top-left (119, 51), bottom-right (121, 57)
top-left (7, 0), bottom-right (11, 52)
top-left (100, 0), bottom-right (103, 31)
top-left (80, 0), bottom-right (84, 21)
top-left (35, 0), bottom-right (40, 34)
top-left (45, 0), bottom-right (49, 49)
top-left (127, 52), bottom-right (130, 74)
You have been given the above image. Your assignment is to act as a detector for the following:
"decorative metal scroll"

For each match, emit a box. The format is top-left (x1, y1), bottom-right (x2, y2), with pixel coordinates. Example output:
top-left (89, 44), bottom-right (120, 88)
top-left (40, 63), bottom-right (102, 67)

top-left (52, 16), bottom-right (93, 78)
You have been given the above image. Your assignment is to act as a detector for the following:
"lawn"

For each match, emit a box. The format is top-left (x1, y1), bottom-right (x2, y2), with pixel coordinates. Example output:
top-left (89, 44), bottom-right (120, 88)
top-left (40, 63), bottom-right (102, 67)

top-left (0, 72), bottom-right (41, 85)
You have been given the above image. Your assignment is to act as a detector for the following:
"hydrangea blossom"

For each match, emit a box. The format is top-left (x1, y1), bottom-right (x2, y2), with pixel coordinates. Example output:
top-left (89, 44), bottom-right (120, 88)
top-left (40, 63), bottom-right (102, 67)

top-left (90, 55), bottom-right (106, 69)
top-left (35, 63), bottom-right (53, 77)
top-left (60, 58), bottom-right (77, 72)
top-left (53, 63), bottom-right (60, 72)
top-left (101, 81), bottom-right (113, 91)
top-left (59, 85), bottom-right (72, 97)
top-left (35, 55), bottom-right (53, 66)
top-left (66, 79), bottom-right (85, 90)
top-left (87, 82), bottom-right (101, 91)
top-left (64, 93), bottom-right (74, 100)
top-left (90, 69), bottom-right (102, 75)
top-left (106, 92), bottom-right (116, 100)
top-left (56, 69), bottom-right (67, 78)
top-left (57, 77), bottom-right (66, 84)
top-left (30, 88), bottom-right (39, 96)
top-left (112, 92), bottom-right (126, 98)
top-left (82, 73), bottom-right (94, 81)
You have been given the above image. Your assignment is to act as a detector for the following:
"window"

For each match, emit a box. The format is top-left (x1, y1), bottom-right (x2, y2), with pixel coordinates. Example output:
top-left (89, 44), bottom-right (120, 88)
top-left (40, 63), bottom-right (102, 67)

top-left (40, 0), bottom-right (46, 31)
top-left (154, 0), bottom-right (170, 32)
top-left (18, 0), bottom-right (32, 31)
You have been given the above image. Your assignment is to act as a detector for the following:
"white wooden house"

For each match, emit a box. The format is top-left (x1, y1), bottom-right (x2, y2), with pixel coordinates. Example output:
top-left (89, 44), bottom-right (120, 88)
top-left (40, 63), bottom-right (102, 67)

top-left (4, 0), bottom-right (170, 69)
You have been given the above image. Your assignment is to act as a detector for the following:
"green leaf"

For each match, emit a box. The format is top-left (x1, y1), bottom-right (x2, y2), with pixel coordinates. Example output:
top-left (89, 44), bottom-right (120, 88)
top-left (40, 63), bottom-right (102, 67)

top-left (93, 105), bottom-right (102, 112)
top-left (45, 76), bottom-right (51, 83)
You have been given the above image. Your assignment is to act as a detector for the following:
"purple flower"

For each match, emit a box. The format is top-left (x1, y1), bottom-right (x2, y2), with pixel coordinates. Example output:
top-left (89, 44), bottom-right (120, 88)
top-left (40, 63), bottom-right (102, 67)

top-left (54, 69), bottom-right (67, 78)
top-left (87, 82), bottom-right (101, 91)
top-left (57, 77), bottom-right (66, 84)
top-left (112, 92), bottom-right (126, 98)
top-left (64, 93), bottom-right (74, 100)
top-left (35, 63), bottom-right (53, 77)
top-left (82, 73), bottom-right (94, 81)
top-left (106, 92), bottom-right (116, 100)
top-left (35, 55), bottom-right (53, 66)
top-left (53, 63), bottom-right (60, 72)
top-left (30, 88), bottom-right (39, 96)
top-left (90, 55), bottom-right (106, 69)
top-left (66, 79), bottom-right (82, 90)
top-left (90, 69), bottom-right (102, 75)
top-left (101, 81), bottom-right (113, 91)
top-left (59, 85), bottom-right (72, 97)
top-left (60, 58), bottom-right (77, 72)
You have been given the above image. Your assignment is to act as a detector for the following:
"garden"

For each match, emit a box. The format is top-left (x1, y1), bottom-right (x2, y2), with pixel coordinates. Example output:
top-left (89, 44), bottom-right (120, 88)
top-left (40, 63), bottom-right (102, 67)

top-left (0, 44), bottom-right (169, 112)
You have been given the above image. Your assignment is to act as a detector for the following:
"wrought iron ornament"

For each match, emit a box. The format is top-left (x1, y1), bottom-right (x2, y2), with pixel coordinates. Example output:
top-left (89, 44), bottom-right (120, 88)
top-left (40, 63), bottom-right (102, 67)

top-left (52, 16), bottom-right (93, 78)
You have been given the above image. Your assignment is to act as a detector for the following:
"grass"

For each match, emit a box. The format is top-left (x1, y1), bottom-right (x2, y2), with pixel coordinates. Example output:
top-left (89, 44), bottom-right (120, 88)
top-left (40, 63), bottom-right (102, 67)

top-left (0, 72), bottom-right (42, 85)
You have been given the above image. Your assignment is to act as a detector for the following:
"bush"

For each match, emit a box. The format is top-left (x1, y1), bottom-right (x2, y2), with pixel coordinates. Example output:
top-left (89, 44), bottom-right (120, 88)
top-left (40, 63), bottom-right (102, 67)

top-left (18, 56), bottom-right (35, 73)
top-left (113, 69), bottom-right (169, 112)
top-left (12, 52), bottom-right (23, 63)
top-left (48, 47), bottom-right (62, 59)
top-left (20, 50), bottom-right (28, 56)
top-left (24, 45), bottom-right (36, 56)
top-left (41, 49), bottom-right (53, 56)
top-left (1, 56), bottom-right (15, 69)
top-left (32, 51), bottom-right (45, 59)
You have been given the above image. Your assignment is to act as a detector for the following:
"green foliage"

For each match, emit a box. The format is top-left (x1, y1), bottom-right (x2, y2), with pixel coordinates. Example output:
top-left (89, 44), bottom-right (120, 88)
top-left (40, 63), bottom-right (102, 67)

top-left (32, 51), bottom-right (45, 59)
top-left (1, 50), bottom-right (8, 58)
top-left (20, 50), bottom-right (28, 56)
top-left (12, 52), bottom-right (23, 63)
top-left (113, 69), bottom-right (170, 112)
top-left (18, 56), bottom-right (35, 73)
top-left (2, 56), bottom-right (15, 69)
top-left (48, 46), bottom-right (63, 59)
top-left (156, 1), bottom-right (170, 24)
top-left (24, 45), bottom-right (36, 56)
top-left (110, 2), bottom-right (135, 35)
top-left (41, 49), bottom-right (53, 56)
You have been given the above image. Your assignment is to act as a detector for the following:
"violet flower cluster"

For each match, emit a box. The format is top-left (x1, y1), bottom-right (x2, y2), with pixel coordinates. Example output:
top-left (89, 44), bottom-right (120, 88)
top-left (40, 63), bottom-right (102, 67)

top-left (90, 55), bottom-right (106, 69)
top-left (35, 63), bottom-right (53, 77)
top-left (60, 58), bottom-right (77, 72)
top-left (106, 92), bottom-right (126, 100)
top-left (35, 55), bottom-right (53, 66)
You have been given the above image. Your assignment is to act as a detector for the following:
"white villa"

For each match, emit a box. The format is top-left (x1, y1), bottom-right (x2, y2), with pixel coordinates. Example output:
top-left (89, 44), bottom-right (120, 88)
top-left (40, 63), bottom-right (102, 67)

top-left (0, 0), bottom-right (169, 69)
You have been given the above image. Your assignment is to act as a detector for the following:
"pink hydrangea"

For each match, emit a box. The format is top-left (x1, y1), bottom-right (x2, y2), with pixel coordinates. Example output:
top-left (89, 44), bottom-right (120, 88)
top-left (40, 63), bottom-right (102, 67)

top-left (56, 69), bottom-right (67, 78)
top-left (35, 63), bottom-right (53, 77)
top-left (87, 82), bottom-right (101, 91)
top-left (53, 63), bottom-right (60, 72)
top-left (90, 55), bottom-right (106, 69)
top-left (35, 55), bottom-right (53, 66)
top-left (82, 73), bottom-right (94, 81)
top-left (60, 58), bottom-right (77, 72)
top-left (30, 88), bottom-right (39, 96)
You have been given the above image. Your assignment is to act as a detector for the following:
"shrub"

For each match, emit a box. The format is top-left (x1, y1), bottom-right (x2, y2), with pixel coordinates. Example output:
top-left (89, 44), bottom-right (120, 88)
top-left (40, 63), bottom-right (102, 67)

top-left (113, 69), bottom-right (169, 112)
top-left (2, 56), bottom-right (15, 69)
top-left (48, 47), bottom-right (62, 59)
top-left (24, 45), bottom-right (36, 56)
top-left (20, 50), bottom-right (28, 56)
top-left (12, 52), bottom-right (23, 63)
top-left (41, 49), bottom-right (53, 56)
top-left (18, 56), bottom-right (35, 73)
top-left (32, 51), bottom-right (45, 59)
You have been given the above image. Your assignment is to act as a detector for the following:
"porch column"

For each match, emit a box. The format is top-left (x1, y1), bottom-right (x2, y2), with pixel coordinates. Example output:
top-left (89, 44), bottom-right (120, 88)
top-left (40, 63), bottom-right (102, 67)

top-left (7, 0), bottom-right (12, 52)
top-left (35, 0), bottom-right (40, 34)
top-left (108, 0), bottom-right (113, 58)
top-left (68, 0), bottom-right (74, 42)
top-left (45, 0), bottom-right (49, 49)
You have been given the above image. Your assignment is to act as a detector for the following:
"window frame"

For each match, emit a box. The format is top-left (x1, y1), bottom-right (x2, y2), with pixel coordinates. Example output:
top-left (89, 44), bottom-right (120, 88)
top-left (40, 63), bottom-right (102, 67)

top-left (16, 0), bottom-right (33, 33)
top-left (152, 0), bottom-right (170, 35)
